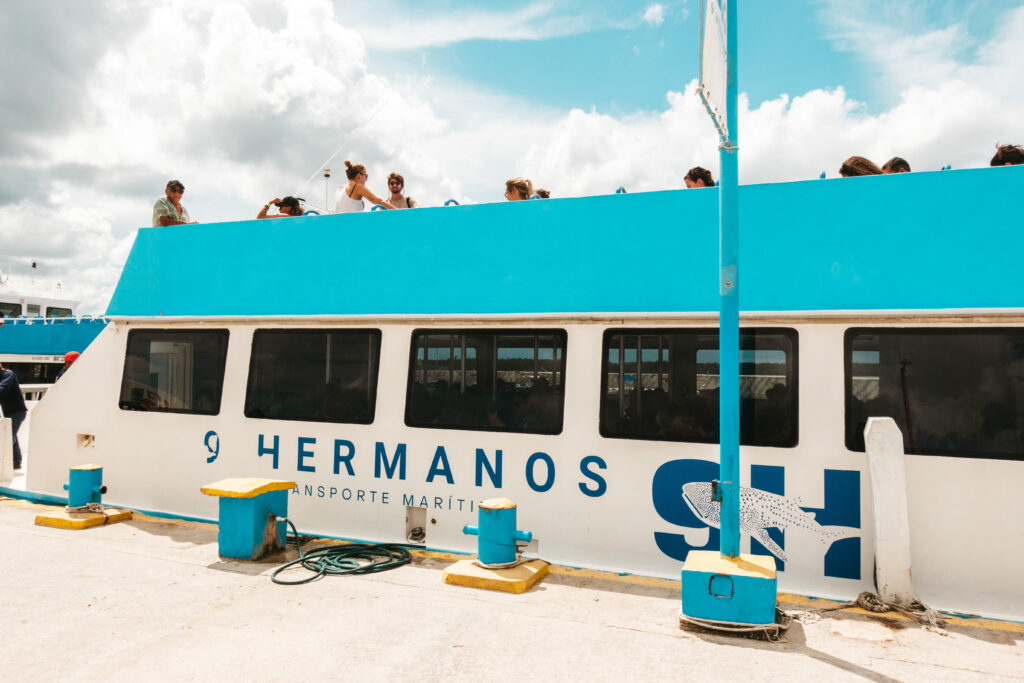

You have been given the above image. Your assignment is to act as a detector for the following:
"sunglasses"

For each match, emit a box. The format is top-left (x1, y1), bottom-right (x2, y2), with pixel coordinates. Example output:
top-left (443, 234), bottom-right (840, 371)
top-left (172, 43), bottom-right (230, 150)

top-left (170, 187), bottom-right (185, 194)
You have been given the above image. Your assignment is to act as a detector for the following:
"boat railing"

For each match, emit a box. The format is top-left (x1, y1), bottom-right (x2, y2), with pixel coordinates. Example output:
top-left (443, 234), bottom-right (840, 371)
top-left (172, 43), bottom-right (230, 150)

top-left (0, 315), bottom-right (110, 326)
top-left (20, 383), bottom-right (51, 401)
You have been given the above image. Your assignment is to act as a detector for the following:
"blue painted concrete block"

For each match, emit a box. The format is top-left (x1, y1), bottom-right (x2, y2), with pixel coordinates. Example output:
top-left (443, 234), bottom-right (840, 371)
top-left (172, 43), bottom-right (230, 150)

top-left (217, 490), bottom-right (288, 560)
top-left (681, 551), bottom-right (777, 625)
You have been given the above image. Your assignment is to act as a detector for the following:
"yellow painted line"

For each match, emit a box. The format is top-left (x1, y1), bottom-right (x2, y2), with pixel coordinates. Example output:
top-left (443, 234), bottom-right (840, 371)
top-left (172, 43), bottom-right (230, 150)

top-left (443, 559), bottom-right (549, 594)
top-left (200, 478), bottom-right (297, 498)
top-left (34, 508), bottom-right (132, 530)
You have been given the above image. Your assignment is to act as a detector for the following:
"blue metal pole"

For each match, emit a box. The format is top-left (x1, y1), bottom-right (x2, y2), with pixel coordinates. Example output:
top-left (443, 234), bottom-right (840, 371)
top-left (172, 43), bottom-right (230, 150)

top-left (718, 0), bottom-right (740, 559)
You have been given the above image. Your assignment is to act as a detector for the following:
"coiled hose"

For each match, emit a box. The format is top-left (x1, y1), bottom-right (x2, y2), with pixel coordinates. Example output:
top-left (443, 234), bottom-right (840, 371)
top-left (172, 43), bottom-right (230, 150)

top-left (271, 519), bottom-right (412, 585)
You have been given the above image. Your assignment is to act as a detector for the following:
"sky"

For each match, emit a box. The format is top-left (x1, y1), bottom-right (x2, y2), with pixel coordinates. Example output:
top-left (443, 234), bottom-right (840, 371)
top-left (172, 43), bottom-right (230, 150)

top-left (0, 0), bottom-right (1021, 313)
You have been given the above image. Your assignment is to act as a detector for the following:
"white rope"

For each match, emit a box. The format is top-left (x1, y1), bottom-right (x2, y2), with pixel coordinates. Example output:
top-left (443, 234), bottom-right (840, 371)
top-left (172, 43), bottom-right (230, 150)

top-left (298, 98), bottom-right (391, 193)
top-left (820, 591), bottom-right (946, 629)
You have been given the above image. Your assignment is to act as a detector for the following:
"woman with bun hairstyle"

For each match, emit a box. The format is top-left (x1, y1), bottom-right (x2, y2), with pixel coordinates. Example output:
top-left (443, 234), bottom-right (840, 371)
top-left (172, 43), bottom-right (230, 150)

top-left (505, 177), bottom-right (533, 201)
top-left (334, 161), bottom-right (396, 213)
top-left (838, 156), bottom-right (882, 177)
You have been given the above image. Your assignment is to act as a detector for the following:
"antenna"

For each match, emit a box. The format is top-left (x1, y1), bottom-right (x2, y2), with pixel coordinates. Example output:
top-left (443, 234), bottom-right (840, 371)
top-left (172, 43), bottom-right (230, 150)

top-left (324, 168), bottom-right (331, 211)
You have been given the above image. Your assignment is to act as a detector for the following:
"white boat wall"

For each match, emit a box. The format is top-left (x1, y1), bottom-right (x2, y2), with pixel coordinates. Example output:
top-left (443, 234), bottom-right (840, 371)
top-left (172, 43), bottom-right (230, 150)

top-left (24, 166), bottom-right (1024, 620)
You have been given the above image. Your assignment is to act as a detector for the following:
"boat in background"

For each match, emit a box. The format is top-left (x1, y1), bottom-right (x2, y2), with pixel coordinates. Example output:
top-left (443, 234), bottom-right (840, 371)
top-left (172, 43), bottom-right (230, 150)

top-left (0, 272), bottom-right (108, 390)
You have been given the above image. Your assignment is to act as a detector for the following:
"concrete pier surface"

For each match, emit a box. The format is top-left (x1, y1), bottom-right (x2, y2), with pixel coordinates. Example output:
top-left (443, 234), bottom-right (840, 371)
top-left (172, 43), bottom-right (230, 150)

top-left (0, 497), bottom-right (1021, 682)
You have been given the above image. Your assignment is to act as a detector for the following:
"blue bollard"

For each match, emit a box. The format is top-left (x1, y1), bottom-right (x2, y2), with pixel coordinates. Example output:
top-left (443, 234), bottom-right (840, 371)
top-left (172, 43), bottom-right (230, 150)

top-left (62, 464), bottom-right (106, 508)
top-left (463, 498), bottom-right (532, 566)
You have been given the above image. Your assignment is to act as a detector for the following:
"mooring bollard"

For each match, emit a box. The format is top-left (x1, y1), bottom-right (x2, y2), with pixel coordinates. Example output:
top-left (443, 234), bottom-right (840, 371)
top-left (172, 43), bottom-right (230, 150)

top-left (463, 498), bottom-right (532, 567)
top-left (201, 478), bottom-right (296, 560)
top-left (444, 497), bottom-right (548, 593)
top-left (35, 464), bottom-right (132, 530)
top-left (63, 464), bottom-right (107, 508)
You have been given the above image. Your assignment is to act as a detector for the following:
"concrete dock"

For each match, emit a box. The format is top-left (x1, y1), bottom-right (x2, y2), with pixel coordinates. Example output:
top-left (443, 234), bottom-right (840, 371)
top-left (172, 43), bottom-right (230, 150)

top-left (0, 496), bottom-right (1021, 682)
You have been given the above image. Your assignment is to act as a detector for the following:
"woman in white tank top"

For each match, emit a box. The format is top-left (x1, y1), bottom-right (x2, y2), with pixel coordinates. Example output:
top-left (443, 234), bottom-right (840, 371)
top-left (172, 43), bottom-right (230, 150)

top-left (334, 161), bottom-right (396, 213)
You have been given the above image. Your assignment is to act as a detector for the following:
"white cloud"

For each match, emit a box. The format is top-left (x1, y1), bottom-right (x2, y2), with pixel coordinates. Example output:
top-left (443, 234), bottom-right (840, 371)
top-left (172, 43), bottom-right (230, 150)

top-left (2, 0), bottom-right (1023, 313)
top-left (346, 2), bottom-right (607, 51)
top-left (644, 4), bottom-right (665, 27)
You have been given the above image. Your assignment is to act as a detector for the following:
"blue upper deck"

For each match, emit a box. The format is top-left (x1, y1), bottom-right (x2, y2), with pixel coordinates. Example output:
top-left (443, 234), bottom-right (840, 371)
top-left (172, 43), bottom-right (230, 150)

top-left (107, 166), bottom-right (1024, 317)
top-left (0, 317), bottom-right (109, 355)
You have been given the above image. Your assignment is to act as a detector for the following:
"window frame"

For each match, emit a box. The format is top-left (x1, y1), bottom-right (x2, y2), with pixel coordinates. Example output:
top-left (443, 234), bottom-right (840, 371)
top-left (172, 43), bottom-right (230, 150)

top-left (404, 327), bottom-right (568, 435)
top-left (598, 327), bottom-right (799, 448)
top-left (118, 328), bottom-right (230, 416)
top-left (243, 328), bottom-right (383, 425)
top-left (844, 326), bottom-right (1024, 461)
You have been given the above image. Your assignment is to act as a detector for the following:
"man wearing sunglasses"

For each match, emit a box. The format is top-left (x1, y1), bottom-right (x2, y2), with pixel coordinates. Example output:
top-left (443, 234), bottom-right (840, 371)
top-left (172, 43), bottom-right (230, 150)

top-left (153, 180), bottom-right (198, 227)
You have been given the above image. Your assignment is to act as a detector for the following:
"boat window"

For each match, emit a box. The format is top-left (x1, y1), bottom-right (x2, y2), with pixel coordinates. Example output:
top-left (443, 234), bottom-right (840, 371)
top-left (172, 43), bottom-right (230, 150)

top-left (600, 328), bottom-right (797, 447)
top-left (845, 328), bottom-right (1024, 460)
top-left (0, 302), bottom-right (22, 318)
top-left (118, 329), bottom-right (229, 415)
top-left (46, 307), bottom-right (73, 318)
top-left (245, 329), bottom-right (381, 424)
top-left (406, 330), bottom-right (566, 435)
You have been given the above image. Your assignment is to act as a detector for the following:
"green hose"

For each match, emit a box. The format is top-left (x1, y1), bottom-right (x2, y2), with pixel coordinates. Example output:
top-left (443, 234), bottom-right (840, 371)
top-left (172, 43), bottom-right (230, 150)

top-left (271, 519), bottom-right (412, 585)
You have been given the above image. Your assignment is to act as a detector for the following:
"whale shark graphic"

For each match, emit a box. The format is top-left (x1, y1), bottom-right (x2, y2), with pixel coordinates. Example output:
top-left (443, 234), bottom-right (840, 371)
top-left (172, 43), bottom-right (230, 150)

top-left (681, 482), bottom-right (858, 562)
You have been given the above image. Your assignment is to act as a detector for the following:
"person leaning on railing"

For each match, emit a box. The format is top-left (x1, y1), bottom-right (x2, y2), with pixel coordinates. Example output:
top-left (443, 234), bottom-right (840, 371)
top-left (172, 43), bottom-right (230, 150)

top-left (153, 179), bottom-right (198, 226)
top-left (335, 161), bottom-right (396, 213)
top-left (257, 196), bottom-right (302, 219)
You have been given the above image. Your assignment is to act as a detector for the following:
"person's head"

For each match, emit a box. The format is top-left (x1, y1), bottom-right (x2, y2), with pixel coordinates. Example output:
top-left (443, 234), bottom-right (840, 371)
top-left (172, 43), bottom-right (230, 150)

top-left (839, 156), bottom-right (882, 177)
top-left (684, 166), bottom-right (715, 188)
top-left (275, 196), bottom-right (302, 215)
top-left (881, 157), bottom-right (911, 174)
top-left (387, 172), bottom-right (405, 195)
top-left (64, 351), bottom-right (81, 368)
top-left (165, 179), bottom-right (185, 199)
top-left (505, 177), bottom-right (533, 201)
top-left (535, 188), bottom-right (551, 199)
top-left (344, 160), bottom-right (368, 181)
top-left (990, 144), bottom-right (1024, 166)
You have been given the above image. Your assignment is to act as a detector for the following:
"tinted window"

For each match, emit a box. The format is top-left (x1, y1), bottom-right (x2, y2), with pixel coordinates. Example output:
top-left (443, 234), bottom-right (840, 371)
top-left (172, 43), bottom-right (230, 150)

top-left (0, 302), bottom-right (22, 317)
top-left (119, 329), bottom-right (229, 414)
top-left (846, 328), bottom-right (1024, 460)
top-left (601, 328), bottom-right (797, 447)
top-left (46, 307), bottom-right (73, 318)
top-left (245, 329), bottom-right (381, 424)
top-left (406, 330), bottom-right (566, 434)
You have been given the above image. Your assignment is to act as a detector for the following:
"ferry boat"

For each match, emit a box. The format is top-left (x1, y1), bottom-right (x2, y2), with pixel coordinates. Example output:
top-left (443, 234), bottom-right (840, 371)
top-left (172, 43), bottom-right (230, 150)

top-left (0, 278), bottom-right (108, 390)
top-left (18, 164), bottom-right (1024, 621)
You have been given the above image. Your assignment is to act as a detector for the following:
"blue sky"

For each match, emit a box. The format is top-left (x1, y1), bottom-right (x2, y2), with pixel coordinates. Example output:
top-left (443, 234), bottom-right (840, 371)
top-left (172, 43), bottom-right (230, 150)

top-left (348, 0), bottom-right (1006, 116)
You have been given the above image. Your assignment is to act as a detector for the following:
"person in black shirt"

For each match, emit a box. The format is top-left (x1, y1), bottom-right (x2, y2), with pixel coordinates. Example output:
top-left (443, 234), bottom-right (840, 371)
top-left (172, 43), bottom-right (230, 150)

top-left (0, 362), bottom-right (28, 470)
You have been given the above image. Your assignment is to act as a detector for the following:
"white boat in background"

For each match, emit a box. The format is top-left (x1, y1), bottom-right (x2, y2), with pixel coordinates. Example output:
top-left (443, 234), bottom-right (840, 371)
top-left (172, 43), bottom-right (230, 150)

top-left (11, 164), bottom-right (1024, 621)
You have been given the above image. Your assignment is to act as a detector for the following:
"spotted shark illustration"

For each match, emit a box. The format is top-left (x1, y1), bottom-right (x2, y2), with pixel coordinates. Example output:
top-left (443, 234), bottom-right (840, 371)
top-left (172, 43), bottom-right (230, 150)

top-left (681, 482), bottom-right (858, 562)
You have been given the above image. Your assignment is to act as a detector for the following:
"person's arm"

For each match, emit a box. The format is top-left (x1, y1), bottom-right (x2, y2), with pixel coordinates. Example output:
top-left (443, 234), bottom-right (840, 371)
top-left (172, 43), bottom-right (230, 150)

top-left (0, 370), bottom-right (15, 395)
top-left (257, 198), bottom-right (283, 220)
top-left (158, 215), bottom-right (190, 226)
top-left (354, 184), bottom-right (396, 209)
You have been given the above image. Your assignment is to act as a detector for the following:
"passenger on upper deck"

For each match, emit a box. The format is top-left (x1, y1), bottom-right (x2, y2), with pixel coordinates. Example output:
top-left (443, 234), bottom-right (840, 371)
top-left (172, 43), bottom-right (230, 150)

top-left (257, 196), bottom-right (302, 219)
top-left (152, 180), bottom-right (197, 227)
top-left (385, 172), bottom-right (418, 209)
top-left (839, 156), bottom-right (882, 177)
top-left (334, 161), bottom-right (396, 213)
top-left (684, 167), bottom-right (715, 188)
top-left (535, 188), bottom-right (551, 199)
top-left (882, 157), bottom-right (911, 174)
top-left (505, 177), bottom-right (533, 201)
top-left (990, 144), bottom-right (1024, 166)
